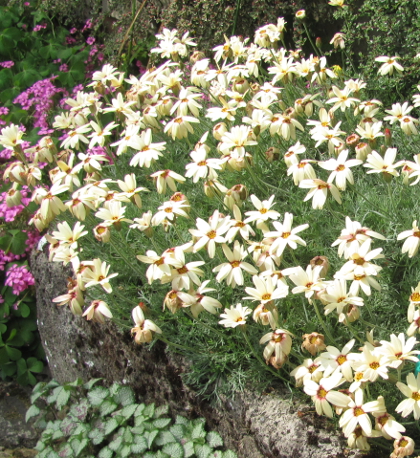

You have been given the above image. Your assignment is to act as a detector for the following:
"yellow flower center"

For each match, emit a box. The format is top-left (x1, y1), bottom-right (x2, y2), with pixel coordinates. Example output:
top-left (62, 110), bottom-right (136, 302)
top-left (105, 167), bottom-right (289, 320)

top-left (354, 407), bottom-right (365, 417)
top-left (411, 391), bottom-right (420, 401)
top-left (207, 230), bottom-right (217, 239)
top-left (282, 232), bottom-right (291, 238)
top-left (414, 231), bottom-right (420, 238)
top-left (336, 164), bottom-right (346, 171)
top-left (354, 274), bottom-right (365, 281)
top-left (177, 266), bottom-right (188, 275)
top-left (353, 257), bottom-right (365, 266)
top-left (411, 292), bottom-right (420, 301)
top-left (369, 361), bottom-right (379, 369)
top-left (399, 439), bottom-right (408, 448)
top-left (164, 207), bottom-right (173, 213)
top-left (230, 260), bottom-right (241, 268)
top-left (198, 160), bottom-right (207, 166)
top-left (235, 221), bottom-right (245, 228)
top-left (308, 365), bottom-right (317, 374)
top-left (259, 208), bottom-right (268, 214)
top-left (337, 355), bottom-right (347, 365)
top-left (174, 117), bottom-right (183, 124)
top-left (317, 387), bottom-right (327, 399)
top-left (154, 258), bottom-right (164, 266)
top-left (262, 293), bottom-right (271, 301)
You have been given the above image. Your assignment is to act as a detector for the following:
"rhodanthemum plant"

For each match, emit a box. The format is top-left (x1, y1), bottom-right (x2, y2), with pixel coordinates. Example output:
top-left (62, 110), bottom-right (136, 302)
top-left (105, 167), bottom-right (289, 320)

top-left (4, 14), bottom-right (420, 456)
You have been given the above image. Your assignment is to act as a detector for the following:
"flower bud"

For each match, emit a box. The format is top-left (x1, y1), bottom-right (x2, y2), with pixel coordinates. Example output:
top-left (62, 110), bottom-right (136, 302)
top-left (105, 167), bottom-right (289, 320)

top-left (355, 142), bottom-right (371, 161)
top-left (315, 37), bottom-right (322, 48)
top-left (93, 224), bottom-right (111, 242)
top-left (301, 332), bottom-right (326, 356)
top-left (346, 133), bottom-right (360, 147)
top-left (265, 147), bottom-right (280, 162)
top-left (163, 290), bottom-right (182, 314)
top-left (339, 303), bottom-right (360, 323)
top-left (384, 128), bottom-right (392, 146)
top-left (212, 122), bottom-right (227, 141)
top-left (310, 256), bottom-right (329, 278)
top-left (295, 9), bottom-right (306, 19)
top-left (190, 50), bottom-right (206, 63)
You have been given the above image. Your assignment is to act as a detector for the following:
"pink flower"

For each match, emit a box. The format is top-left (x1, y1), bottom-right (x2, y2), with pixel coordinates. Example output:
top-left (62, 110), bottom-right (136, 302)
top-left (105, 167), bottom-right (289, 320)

top-left (5, 264), bottom-right (35, 295)
top-left (86, 36), bottom-right (95, 45)
top-left (0, 61), bottom-right (14, 68)
top-left (70, 27), bottom-right (77, 34)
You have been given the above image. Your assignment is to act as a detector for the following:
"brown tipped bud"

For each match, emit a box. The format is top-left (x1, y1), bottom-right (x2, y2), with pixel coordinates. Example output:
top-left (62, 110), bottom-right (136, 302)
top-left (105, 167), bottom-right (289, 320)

top-left (384, 128), bottom-right (392, 146)
top-left (301, 332), bottom-right (327, 356)
top-left (212, 122), bottom-right (227, 141)
top-left (93, 224), bottom-right (111, 243)
top-left (163, 290), bottom-right (182, 314)
top-left (315, 37), bottom-right (322, 48)
top-left (251, 82), bottom-right (260, 93)
top-left (355, 142), bottom-right (371, 161)
top-left (190, 51), bottom-right (206, 63)
top-left (295, 9), bottom-right (306, 19)
top-left (346, 133), bottom-right (360, 147)
top-left (310, 256), bottom-right (330, 278)
top-left (265, 147), bottom-right (280, 162)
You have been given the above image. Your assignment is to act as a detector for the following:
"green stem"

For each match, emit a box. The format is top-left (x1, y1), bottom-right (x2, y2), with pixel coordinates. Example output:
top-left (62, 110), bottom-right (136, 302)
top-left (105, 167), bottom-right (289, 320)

top-left (312, 299), bottom-right (337, 346)
top-left (231, 0), bottom-right (241, 36)
top-left (241, 327), bottom-right (291, 384)
top-left (157, 335), bottom-right (194, 353)
top-left (302, 23), bottom-right (320, 57)
top-left (344, 316), bottom-right (364, 344)
top-left (110, 235), bottom-right (143, 278)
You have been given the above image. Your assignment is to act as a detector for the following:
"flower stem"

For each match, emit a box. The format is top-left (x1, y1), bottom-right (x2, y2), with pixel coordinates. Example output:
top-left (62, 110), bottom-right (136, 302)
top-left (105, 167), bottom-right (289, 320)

top-left (313, 299), bottom-right (337, 346)
top-left (241, 327), bottom-right (291, 384)
top-left (302, 23), bottom-right (320, 57)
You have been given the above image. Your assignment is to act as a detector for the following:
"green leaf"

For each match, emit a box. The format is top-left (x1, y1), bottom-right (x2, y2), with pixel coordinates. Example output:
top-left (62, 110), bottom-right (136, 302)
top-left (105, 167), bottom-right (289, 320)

top-left (131, 435), bottom-right (148, 454)
top-left (18, 303), bottom-right (30, 318)
top-left (27, 357), bottom-right (44, 373)
top-left (88, 428), bottom-right (105, 446)
top-left (70, 399), bottom-right (89, 421)
top-left (169, 424), bottom-right (185, 441)
top-left (153, 418), bottom-right (172, 430)
top-left (108, 435), bottom-right (123, 452)
top-left (83, 378), bottom-right (102, 390)
top-left (98, 446), bottom-right (113, 458)
top-left (100, 400), bottom-right (118, 416)
top-left (162, 442), bottom-right (184, 458)
top-left (194, 444), bottom-right (212, 458)
top-left (183, 441), bottom-right (195, 458)
top-left (119, 445), bottom-right (131, 458)
top-left (154, 404), bottom-right (169, 418)
top-left (25, 404), bottom-right (40, 422)
top-left (58, 443), bottom-right (73, 458)
top-left (191, 422), bottom-right (206, 440)
top-left (175, 415), bottom-right (189, 426)
top-left (155, 430), bottom-right (176, 446)
top-left (104, 418), bottom-right (119, 436)
top-left (56, 387), bottom-right (71, 409)
top-left (121, 403), bottom-right (137, 419)
top-left (144, 403), bottom-right (155, 418)
top-left (206, 431), bottom-right (223, 448)
top-left (145, 429), bottom-right (159, 448)
top-left (6, 345), bottom-right (22, 361)
top-left (112, 385), bottom-right (135, 406)
top-left (221, 451), bottom-right (237, 458)
top-left (88, 386), bottom-right (109, 406)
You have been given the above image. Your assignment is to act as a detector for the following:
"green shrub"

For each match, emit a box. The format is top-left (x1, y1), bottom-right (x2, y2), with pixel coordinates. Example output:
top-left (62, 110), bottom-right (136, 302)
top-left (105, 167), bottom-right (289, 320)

top-left (27, 378), bottom-right (237, 458)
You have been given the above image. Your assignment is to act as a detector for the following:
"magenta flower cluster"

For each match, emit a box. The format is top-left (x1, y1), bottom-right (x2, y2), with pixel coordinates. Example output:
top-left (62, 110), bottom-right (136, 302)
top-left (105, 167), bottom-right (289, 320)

top-left (5, 263), bottom-right (35, 295)
top-left (14, 77), bottom-right (68, 135)
top-left (0, 186), bottom-right (31, 222)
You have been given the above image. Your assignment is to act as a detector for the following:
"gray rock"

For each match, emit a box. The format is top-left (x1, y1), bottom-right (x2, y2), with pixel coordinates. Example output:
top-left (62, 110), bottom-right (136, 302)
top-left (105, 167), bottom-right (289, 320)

top-left (30, 250), bottom-right (384, 458)
top-left (0, 382), bottom-right (38, 448)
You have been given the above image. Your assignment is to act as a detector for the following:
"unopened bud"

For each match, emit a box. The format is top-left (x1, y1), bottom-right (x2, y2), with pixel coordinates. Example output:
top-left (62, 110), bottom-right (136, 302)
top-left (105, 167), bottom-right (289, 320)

top-left (355, 142), bottom-right (371, 161)
top-left (295, 9), bottom-right (306, 19)
top-left (384, 128), bottom-right (392, 146)
top-left (94, 224), bottom-right (111, 242)
top-left (265, 147), bottom-right (280, 162)
top-left (346, 133), bottom-right (360, 147)
top-left (212, 122), bottom-right (227, 141)
top-left (310, 256), bottom-right (330, 278)
top-left (302, 332), bottom-right (326, 356)
top-left (315, 37), bottom-right (322, 48)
